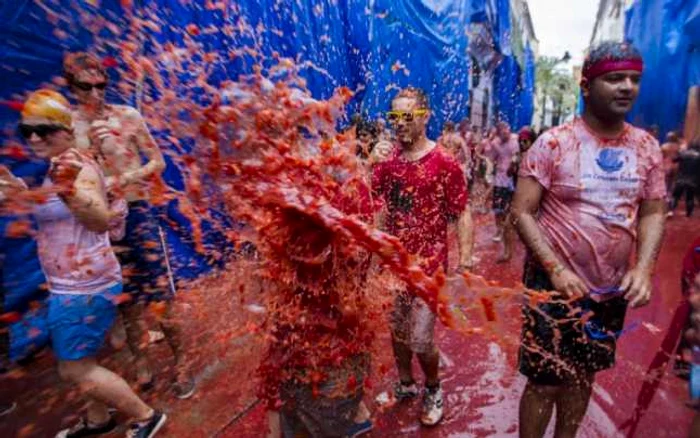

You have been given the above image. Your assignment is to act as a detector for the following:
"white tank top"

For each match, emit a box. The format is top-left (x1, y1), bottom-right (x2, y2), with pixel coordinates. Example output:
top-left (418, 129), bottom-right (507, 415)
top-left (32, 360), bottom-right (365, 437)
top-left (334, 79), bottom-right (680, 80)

top-left (33, 155), bottom-right (121, 295)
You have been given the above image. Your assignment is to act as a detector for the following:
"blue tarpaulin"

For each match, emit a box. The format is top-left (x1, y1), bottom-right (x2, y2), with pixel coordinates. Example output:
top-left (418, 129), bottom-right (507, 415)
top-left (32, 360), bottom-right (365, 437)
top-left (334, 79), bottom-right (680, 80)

top-left (0, 0), bottom-right (531, 356)
top-left (624, 0), bottom-right (700, 138)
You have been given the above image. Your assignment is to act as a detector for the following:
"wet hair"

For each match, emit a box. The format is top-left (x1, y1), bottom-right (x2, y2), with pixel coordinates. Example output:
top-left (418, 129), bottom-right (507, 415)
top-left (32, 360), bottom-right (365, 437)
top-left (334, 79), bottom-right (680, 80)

top-left (355, 119), bottom-right (379, 157)
top-left (497, 120), bottom-right (511, 130)
top-left (582, 41), bottom-right (643, 81)
top-left (63, 52), bottom-right (108, 85)
top-left (518, 127), bottom-right (536, 143)
top-left (356, 119), bottom-right (378, 138)
top-left (393, 87), bottom-right (430, 110)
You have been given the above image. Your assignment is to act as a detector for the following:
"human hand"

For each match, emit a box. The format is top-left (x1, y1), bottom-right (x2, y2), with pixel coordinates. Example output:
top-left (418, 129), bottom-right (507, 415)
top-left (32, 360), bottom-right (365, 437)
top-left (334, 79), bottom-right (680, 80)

top-left (549, 267), bottom-right (587, 300)
top-left (620, 266), bottom-right (653, 308)
top-left (0, 165), bottom-right (26, 201)
top-left (371, 140), bottom-right (394, 163)
top-left (89, 120), bottom-right (118, 147)
top-left (0, 165), bottom-right (23, 190)
top-left (50, 150), bottom-right (84, 194)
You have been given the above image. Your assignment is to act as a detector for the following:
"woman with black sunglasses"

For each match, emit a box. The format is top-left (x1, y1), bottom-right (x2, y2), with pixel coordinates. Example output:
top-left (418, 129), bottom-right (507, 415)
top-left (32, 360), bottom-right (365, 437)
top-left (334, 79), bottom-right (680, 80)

top-left (0, 89), bottom-right (166, 438)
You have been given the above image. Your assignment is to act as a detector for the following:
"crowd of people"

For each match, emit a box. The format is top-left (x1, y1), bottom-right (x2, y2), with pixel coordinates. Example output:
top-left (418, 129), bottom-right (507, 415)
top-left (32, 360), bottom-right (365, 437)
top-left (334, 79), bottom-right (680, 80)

top-left (0, 39), bottom-right (699, 438)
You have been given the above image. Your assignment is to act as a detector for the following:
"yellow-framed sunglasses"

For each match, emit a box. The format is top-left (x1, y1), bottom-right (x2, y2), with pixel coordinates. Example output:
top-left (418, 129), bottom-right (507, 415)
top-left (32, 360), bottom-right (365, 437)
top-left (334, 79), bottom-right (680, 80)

top-left (386, 109), bottom-right (428, 123)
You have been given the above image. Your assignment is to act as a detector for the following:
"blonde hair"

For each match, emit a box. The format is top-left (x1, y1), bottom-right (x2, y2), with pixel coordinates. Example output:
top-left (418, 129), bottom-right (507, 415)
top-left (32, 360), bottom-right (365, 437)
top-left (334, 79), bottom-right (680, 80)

top-left (22, 89), bottom-right (72, 128)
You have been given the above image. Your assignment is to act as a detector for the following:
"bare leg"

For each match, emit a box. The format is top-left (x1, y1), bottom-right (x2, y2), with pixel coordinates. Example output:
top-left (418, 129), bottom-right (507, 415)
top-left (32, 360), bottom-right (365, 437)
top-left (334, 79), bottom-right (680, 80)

top-left (85, 400), bottom-right (111, 426)
top-left (354, 401), bottom-right (371, 423)
top-left (519, 380), bottom-right (557, 438)
top-left (109, 313), bottom-right (127, 350)
top-left (120, 303), bottom-right (153, 386)
top-left (553, 374), bottom-right (594, 438)
top-left (690, 412), bottom-right (700, 438)
top-left (497, 213), bottom-right (514, 263)
top-left (267, 410), bottom-right (281, 438)
top-left (58, 358), bottom-right (152, 421)
top-left (158, 301), bottom-right (185, 371)
top-left (417, 348), bottom-right (440, 387)
top-left (391, 338), bottom-right (415, 384)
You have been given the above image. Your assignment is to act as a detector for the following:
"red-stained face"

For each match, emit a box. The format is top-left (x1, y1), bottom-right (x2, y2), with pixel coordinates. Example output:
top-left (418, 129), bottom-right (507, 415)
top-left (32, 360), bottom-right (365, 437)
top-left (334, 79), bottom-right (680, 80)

top-left (71, 68), bottom-right (108, 107)
top-left (583, 70), bottom-right (642, 119)
top-left (389, 96), bottom-right (429, 148)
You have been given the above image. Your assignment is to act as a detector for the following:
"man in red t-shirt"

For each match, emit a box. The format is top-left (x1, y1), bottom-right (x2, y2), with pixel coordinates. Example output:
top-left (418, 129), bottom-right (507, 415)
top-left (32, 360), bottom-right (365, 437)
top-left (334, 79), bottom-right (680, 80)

top-left (373, 87), bottom-right (473, 427)
top-left (512, 41), bottom-right (666, 438)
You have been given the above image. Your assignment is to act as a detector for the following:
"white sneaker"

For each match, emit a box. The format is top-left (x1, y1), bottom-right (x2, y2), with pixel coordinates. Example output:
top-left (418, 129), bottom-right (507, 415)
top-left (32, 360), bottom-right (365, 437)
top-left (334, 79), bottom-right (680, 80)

top-left (420, 387), bottom-right (444, 426)
top-left (393, 381), bottom-right (419, 400)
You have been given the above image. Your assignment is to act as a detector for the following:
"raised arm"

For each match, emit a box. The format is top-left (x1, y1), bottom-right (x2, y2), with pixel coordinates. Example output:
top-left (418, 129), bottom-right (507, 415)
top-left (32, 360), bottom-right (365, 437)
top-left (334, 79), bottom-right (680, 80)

top-left (121, 110), bottom-right (165, 185)
top-left (52, 151), bottom-right (112, 232)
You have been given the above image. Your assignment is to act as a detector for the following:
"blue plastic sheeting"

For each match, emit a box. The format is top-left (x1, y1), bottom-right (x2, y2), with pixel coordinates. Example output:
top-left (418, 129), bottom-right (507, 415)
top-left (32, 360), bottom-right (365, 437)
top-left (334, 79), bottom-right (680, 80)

top-left (624, 0), bottom-right (700, 138)
top-left (519, 44), bottom-right (536, 129)
top-left (0, 1), bottom-right (531, 336)
top-left (494, 50), bottom-right (535, 130)
top-left (495, 56), bottom-right (520, 126)
top-left (359, 0), bottom-right (474, 135)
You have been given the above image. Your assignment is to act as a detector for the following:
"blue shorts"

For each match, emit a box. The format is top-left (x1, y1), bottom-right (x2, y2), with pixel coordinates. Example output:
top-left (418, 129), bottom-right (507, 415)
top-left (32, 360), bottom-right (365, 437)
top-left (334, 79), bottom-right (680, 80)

top-left (115, 201), bottom-right (172, 303)
top-left (48, 284), bottom-right (121, 361)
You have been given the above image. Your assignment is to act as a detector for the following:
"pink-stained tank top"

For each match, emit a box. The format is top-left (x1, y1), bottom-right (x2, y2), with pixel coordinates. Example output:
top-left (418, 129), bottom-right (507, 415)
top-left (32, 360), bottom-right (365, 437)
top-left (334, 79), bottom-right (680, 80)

top-left (33, 153), bottom-right (121, 295)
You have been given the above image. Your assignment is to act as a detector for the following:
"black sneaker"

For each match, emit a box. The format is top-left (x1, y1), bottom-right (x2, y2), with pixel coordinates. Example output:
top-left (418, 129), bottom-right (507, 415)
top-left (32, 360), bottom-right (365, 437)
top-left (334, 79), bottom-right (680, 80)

top-left (55, 416), bottom-right (117, 438)
top-left (0, 401), bottom-right (17, 417)
top-left (127, 411), bottom-right (167, 438)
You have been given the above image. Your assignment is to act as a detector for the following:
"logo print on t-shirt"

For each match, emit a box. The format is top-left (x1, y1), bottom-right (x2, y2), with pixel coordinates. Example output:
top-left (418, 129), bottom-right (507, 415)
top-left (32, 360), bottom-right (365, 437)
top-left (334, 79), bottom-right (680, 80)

top-left (388, 182), bottom-right (413, 213)
top-left (596, 148), bottom-right (625, 173)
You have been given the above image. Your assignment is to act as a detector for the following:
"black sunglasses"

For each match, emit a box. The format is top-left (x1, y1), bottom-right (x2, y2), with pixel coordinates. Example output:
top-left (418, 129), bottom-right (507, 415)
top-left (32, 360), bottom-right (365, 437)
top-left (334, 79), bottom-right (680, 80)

top-left (72, 81), bottom-right (108, 92)
top-left (18, 123), bottom-right (67, 139)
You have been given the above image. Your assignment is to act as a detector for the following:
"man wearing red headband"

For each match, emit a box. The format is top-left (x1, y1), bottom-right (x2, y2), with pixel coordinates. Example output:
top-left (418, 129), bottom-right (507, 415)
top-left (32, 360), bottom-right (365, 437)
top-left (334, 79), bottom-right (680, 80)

top-left (512, 41), bottom-right (666, 438)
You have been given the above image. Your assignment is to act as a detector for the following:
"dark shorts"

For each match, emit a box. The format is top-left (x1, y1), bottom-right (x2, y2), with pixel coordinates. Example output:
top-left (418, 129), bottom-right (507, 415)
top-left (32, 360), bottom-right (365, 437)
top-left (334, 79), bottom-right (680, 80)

top-left (280, 355), bottom-right (369, 438)
top-left (114, 201), bottom-right (172, 304)
top-left (518, 260), bottom-right (628, 385)
top-left (492, 186), bottom-right (514, 214)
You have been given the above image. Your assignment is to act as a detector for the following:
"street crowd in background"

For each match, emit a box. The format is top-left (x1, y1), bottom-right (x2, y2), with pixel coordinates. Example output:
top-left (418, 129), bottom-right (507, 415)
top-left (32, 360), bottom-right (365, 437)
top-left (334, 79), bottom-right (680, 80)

top-left (0, 40), bottom-right (699, 438)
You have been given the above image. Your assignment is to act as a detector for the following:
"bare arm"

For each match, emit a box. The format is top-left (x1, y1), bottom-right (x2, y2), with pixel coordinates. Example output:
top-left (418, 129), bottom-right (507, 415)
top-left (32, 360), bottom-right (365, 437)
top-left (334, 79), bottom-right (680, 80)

top-left (635, 199), bottom-right (666, 272)
top-left (457, 205), bottom-right (474, 268)
top-left (620, 199), bottom-right (666, 307)
top-left (0, 165), bottom-right (28, 202)
top-left (511, 177), bottom-right (562, 271)
top-left (511, 176), bottom-right (587, 297)
top-left (120, 111), bottom-right (165, 185)
top-left (62, 164), bottom-right (112, 233)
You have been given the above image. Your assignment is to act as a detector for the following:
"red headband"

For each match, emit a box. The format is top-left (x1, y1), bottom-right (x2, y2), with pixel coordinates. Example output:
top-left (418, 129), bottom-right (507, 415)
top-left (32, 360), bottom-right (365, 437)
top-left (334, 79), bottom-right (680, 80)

top-left (582, 59), bottom-right (644, 81)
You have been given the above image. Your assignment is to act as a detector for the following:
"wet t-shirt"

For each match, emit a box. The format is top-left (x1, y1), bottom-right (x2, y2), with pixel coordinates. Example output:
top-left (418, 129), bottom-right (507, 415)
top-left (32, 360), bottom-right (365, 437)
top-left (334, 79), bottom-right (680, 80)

top-left (675, 146), bottom-right (700, 188)
top-left (489, 134), bottom-right (520, 190)
top-left (519, 118), bottom-right (665, 291)
top-left (372, 146), bottom-right (468, 275)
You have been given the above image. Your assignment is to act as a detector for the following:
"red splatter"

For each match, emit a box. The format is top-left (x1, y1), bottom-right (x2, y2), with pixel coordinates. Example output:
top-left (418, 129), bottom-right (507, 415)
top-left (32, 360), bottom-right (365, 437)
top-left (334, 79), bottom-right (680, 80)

top-left (0, 100), bottom-right (24, 112)
top-left (102, 56), bottom-right (118, 68)
top-left (480, 297), bottom-right (497, 322)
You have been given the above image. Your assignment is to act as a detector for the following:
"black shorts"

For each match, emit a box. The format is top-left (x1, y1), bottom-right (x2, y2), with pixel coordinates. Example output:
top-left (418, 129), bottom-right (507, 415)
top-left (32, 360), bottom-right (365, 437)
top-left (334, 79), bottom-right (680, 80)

top-left (114, 201), bottom-right (172, 304)
top-left (492, 186), bottom-right (514, 214)
top-left (279, 355), bottom-right (369, 437)
top-left (518, 259), bottom-right (628, 385)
